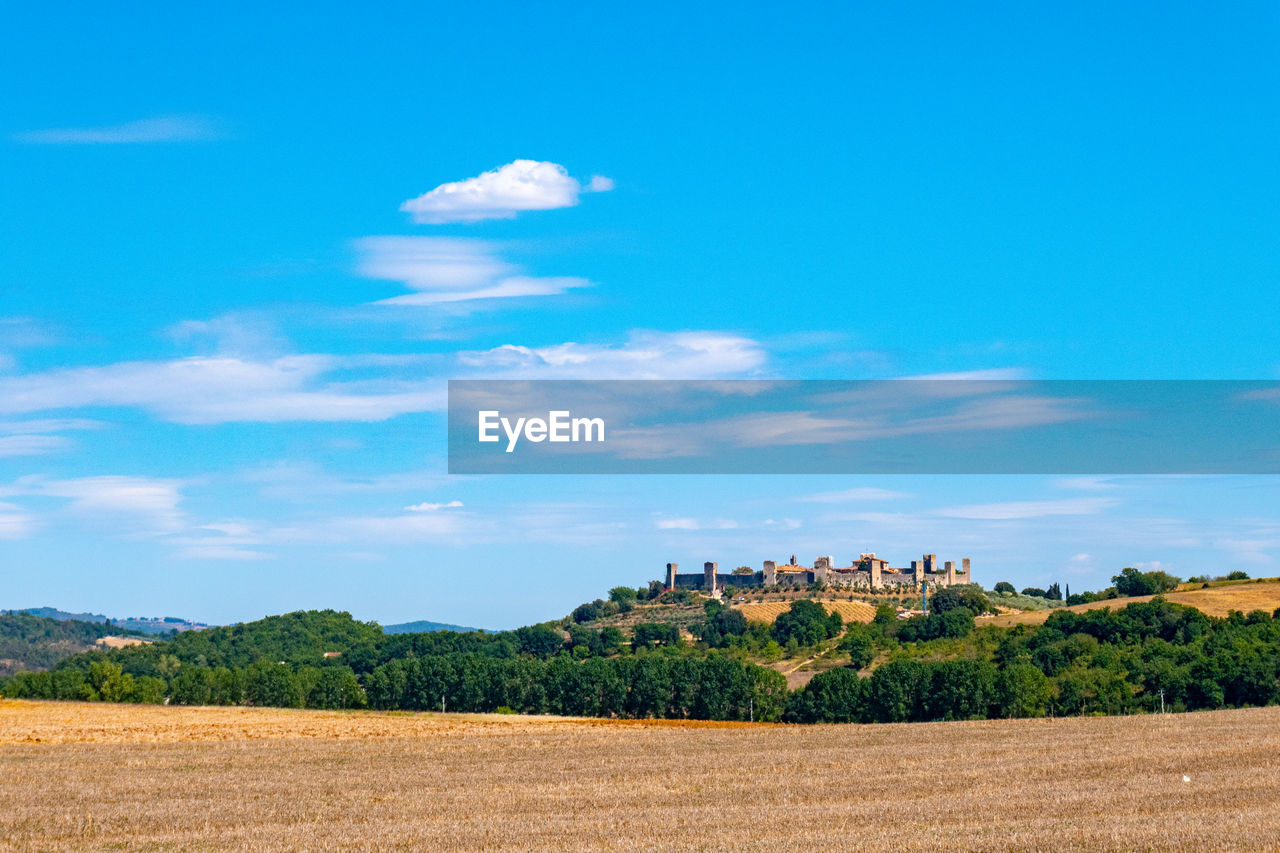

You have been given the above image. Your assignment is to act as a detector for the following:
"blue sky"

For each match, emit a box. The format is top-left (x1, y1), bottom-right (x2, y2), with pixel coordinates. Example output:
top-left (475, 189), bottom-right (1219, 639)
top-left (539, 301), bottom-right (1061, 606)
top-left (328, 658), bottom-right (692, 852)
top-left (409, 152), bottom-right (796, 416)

top-left (2, 3), bottom-right (1279, 628)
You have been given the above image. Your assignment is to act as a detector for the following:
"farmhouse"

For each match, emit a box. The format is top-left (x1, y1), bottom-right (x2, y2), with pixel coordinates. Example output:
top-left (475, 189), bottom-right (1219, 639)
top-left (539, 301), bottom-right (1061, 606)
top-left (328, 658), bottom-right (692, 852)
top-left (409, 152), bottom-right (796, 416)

top-left (665, 553), bottom-right (970, 595)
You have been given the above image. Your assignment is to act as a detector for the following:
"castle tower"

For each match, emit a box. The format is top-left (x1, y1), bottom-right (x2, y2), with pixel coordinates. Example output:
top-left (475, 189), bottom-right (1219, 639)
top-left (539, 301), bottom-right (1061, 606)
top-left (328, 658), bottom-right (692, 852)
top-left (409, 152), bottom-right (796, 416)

top-left (763, 560), bottom-right (777, 585)
top-left (666, 562), bottom-right (678, 589)
top-left (912, 560), bottom-right (924, 584)
top-left (813, 555), bottom-right (831, 585)
top-left (962, 557), bottom-right (970, 579)
top-left (924, 554), bottom-right (937, 574)
top-left (704, 561), bottom-right (718, 594)
top-left (944, 560), bottom-right (955, 586)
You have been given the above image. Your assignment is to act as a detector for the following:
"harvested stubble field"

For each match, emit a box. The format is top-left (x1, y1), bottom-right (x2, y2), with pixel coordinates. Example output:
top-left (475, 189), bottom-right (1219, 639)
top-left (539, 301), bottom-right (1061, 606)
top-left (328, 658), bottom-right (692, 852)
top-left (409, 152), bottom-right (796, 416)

top-left (733, 598), bottom-right (876, 624)
top-left (3, 700), bottom-right (1280, 851)
top-left (982, 579), bottom-right (1280, 628)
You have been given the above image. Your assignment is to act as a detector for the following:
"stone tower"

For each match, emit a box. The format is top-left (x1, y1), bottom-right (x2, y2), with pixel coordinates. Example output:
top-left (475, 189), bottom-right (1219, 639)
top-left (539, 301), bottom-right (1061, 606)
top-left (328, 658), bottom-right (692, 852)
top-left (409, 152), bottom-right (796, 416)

top-left (703, 561), bottom-right (718, 594)
top-left (763, 560), bottom-right (777, 585)
top-left (666, 562), bottom-right (678, 589)
top-left (944, 560), bottom-right (956, 586)
top-left (813, 555), bottom-right (831, 585)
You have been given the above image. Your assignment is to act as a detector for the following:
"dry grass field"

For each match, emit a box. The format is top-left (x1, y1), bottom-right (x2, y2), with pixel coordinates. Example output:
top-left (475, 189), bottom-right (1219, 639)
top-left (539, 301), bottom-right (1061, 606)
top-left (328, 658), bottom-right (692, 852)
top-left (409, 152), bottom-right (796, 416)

top-left (734, 598), bottom-right (876, 624)
top-left (983, 578), bottom-right (1280, 628)
top-left (3, 700), bottom-right (1280, 851)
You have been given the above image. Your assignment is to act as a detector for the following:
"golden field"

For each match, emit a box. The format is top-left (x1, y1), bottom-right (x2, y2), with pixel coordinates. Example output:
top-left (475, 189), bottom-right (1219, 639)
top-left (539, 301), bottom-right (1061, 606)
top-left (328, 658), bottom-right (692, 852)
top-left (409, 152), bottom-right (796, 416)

top-left (733, 598), bottom-right (876, 624)
top-left (983, 578), bottom-right (1280, 628)
top-left (3, 699), bottom-right (1280, 851)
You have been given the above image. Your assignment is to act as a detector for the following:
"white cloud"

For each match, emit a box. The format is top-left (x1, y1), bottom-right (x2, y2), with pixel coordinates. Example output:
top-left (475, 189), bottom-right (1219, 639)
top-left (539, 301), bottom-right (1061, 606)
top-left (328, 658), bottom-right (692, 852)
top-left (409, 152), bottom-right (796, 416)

top-left (356, 237), bottom-right (590, 306)
top-left (935, 497), bottom-right (1119, 520)
top-left (9, 475), bottom-right (187, 535)
top-left (0, 502), bottom-right (34, 540)
top-left (1214, 537), bottom-right (1280, 565)
top-left (0, 355), bottom-right (443, 424)
top-left (240, 462), bottom-right (450, 502)
top-left (400, 160), bottom-right (610, 224)
top-left (902, 368), bottom-right (1032, 380)
top-left (13, 115), bottom-right (224, 144)
top-left (168, 521), bottom-right (271, 561)
top-left (404, 500), bottom-right (463, 512)
top-left (799, 487), bottom-right (912, 503)
top-left (0, 328), bottom-right (770, 424)
top-left (0, 418), bottom-right (101, 457)
top-left (459, 330), bottom-right (767, 379)
top-left (656, 517), bottom-right (739, 531)
top-left (1055, 476), bottom-right (1119, 491)
top-left (0, 435), bottom-right (72, 457)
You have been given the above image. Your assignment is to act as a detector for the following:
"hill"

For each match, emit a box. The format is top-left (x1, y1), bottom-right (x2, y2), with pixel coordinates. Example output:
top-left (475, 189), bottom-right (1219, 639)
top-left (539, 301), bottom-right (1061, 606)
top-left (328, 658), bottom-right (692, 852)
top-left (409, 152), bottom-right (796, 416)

top-left (0, 612), bottom-right (146, 676)
top-left (381, 620), bottom-right (483, 634)
top-left (981, 577), bottom-right (1280, 627)
top-left (16, 607), bottom-right (213, 635)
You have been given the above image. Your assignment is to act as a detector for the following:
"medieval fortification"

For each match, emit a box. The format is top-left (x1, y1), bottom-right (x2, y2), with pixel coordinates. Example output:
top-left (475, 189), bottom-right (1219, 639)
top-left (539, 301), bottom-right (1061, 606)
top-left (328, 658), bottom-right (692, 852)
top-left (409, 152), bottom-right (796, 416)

top-left (665, 553), bottom-right (971, 595)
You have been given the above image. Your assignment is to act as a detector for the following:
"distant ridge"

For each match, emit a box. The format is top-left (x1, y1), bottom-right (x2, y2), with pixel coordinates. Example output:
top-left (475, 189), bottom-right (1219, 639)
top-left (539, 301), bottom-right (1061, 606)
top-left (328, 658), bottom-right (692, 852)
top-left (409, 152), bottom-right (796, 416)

top-left (381, 620), bottom-right (484, 634)
top-left (15, 607), bottom-right (213, 635)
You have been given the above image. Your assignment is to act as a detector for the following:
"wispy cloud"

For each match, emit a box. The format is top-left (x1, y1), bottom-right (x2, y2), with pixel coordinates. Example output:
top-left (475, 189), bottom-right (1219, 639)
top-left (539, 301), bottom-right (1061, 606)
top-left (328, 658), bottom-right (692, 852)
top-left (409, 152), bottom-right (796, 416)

top-left (799, 487), bottom-right (912, 502)
top-left (4, 474), bottom-right (187, 535)
top-left (400, 159), bottom-right (611, 224)
top-left (459, 330), bottom-right (767, 379)
top-left (404, 500), bottom-right (463, 512)
top-left (0, 434), bottom-right (72, 457)
top-left (13, 115), bottom-right (225, 145)
top-left (934, 497), bottom-right (1119, 520)
top-left (356, 237), bottom-right (591, 306)
top-left (240, 462), bottom-right (450, 502)
top-left (1054, 476), bottom-right (1120, 491)
top-left (0, 355), bottom-right (443, 424)
top-left (0, 418), bottom-right (101, 457)
top-left (0, 502), bottom-right (35, 540)
top-left (0, 327), bottom-right (770, 424)
top-left (902, 368), bottom-right (1032, 380)
top-left (656, 516), bottom-right (739, 531)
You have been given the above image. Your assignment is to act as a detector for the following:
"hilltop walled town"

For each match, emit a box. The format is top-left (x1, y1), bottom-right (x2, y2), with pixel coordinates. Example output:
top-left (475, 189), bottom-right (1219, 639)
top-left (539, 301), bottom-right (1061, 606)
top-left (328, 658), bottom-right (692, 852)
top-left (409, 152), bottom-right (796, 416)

top-left (665, 553), bottom-right (970, 595)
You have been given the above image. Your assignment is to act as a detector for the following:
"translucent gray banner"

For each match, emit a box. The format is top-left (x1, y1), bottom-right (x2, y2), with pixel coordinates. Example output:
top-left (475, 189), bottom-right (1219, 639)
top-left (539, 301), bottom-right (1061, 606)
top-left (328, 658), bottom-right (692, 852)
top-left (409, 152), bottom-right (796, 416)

top-left (447, 380), bottom-right (1280, 474)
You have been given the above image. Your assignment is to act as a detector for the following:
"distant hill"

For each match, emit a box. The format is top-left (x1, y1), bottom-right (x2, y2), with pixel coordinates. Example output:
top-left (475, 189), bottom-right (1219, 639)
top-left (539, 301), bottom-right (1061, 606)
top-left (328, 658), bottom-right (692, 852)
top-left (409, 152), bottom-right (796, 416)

top-left (0, 612), bottom-right (147, 676)
top-left (382, 620), bottom-right (484, 634)
top-left (16, 607), bottom-right (213, 635)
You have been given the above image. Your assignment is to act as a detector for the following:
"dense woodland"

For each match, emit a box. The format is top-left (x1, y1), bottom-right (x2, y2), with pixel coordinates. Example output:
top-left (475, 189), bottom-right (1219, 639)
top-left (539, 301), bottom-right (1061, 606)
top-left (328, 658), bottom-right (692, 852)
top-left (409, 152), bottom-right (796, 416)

top-left (4, 573), bottom-right (1280, 724)
top-left (0, 612), bottom-right (146, 677)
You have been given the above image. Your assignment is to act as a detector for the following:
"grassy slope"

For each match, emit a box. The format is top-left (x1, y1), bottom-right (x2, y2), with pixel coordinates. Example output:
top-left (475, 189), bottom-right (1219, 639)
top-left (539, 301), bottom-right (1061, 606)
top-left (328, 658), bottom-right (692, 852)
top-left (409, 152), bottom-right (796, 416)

top-left (981, 577), bottom-right (1280, 627)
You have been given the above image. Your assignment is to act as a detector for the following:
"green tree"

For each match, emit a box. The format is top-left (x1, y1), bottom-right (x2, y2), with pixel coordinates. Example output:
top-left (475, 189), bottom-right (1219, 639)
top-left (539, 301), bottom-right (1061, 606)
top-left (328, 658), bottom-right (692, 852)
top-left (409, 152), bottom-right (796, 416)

top-left (632, 622), bottom-right (679, 649)
top-left (993, 581), bottom-right (1016, 595)
top-left (772, 600), bottom-right (842, 646)
top-left (245, 662), bottom-right (304, 708)
top-left (88, 660), bottom-right (132, 703)
top-left (308, 666), bottom-right (365, 709)
top-left (129, 675), bottom-right (167, 704)
top-left (994, 663), bottom-right (1051, 718)
top-left (515, 624), bottom-right (565, 658)
top-left (843, 624), bottom-right (875, 669)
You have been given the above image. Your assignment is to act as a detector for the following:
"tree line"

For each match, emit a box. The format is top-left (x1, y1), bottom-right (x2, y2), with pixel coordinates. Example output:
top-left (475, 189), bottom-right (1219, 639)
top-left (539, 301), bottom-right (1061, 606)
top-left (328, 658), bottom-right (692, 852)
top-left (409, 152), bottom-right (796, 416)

top-left (6, 597), bottom-right (1280, 726)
